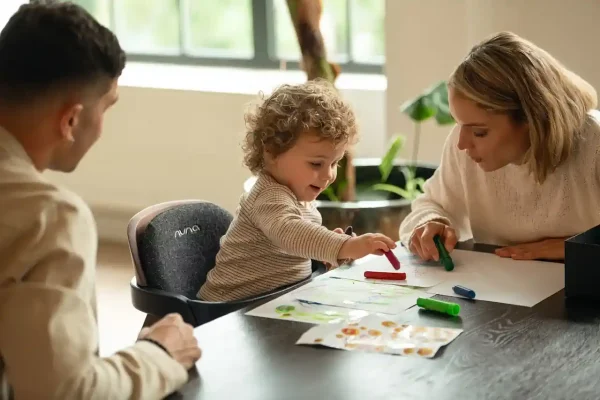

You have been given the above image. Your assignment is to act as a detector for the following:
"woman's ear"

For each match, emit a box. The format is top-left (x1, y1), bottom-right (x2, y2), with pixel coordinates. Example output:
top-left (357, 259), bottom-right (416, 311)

top-left (519, 119), bottom-right (530, 136)
top-left (59, 103), bottom-right (83, 142)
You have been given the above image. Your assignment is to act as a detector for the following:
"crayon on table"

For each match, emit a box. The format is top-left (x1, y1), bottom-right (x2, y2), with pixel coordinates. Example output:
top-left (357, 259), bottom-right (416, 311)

top-left (364, 271), bottom-right (406, 281)
top-left (416, 297), bottom-right (460, 316)
top-left (452, 285), bottom-right (476, 299)
top-left (384, 251), bottom-right (401, 270)
top-left (433, 235), bottom-right (454, 271)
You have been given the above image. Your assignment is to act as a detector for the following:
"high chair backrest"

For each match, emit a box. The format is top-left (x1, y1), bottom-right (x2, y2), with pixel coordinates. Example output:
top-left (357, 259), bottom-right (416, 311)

top-left (127, 200), bottom-right (233, 299)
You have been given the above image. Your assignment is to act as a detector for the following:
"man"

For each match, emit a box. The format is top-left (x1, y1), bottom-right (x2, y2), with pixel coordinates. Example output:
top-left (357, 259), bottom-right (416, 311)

top-left (0, 1), bottom-right (201, 399)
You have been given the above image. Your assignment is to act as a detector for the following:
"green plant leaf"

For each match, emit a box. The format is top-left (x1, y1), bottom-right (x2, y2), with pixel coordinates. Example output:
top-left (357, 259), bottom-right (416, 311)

top-left (430, 82), bottom-right (455, 125)
top-left (379, 135), bottom-right (404, 182)
top-left (401, 80), bottom-right (455, 125)
top-left (370, 183), bottom-right (411, 199)
top-left (399, 95), bottom-right (436, 122)
top-left (321, 186), bottom-right (339, 202)
top-left (326, 153), bottom-right (349, 202)
top-left (395, 166), bottom-right (426, 200)
top-left (335, 180), bottom-right (348, 200)
top-left (400, 165), bottom-right (415, 180)
top-left (428, 80), bottom-right (448, 96)
top-left (434, 103), bottom-right (455, 125)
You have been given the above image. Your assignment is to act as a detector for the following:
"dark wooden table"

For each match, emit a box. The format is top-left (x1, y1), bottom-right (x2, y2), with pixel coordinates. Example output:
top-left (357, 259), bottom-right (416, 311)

top-left (150, 242), bottom-right (600, 400)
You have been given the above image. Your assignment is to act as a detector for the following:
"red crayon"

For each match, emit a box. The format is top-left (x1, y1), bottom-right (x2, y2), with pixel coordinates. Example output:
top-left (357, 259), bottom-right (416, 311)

top-left (384, 251), bottom-right (401, 270)
top-left (364, 271), bottom-right (406, 281)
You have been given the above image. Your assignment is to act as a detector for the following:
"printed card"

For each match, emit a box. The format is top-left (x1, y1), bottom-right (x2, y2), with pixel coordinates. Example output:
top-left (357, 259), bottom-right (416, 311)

top-left (296, 314), bottom-right (463, 358)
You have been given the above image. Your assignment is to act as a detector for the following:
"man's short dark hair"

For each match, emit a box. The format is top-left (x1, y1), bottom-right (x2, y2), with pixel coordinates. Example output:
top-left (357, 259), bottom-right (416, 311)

top-left (0, 0), bottom-right (126, 104)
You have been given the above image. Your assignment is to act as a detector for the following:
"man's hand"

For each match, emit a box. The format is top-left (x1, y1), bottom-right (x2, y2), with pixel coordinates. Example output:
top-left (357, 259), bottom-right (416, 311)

top-left (138, 313), bottom-right (202, 370)
top-left (494, 238), bottom-right (566, 261)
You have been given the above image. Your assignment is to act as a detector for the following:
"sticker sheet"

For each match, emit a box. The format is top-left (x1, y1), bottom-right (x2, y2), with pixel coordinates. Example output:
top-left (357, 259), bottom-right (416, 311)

top-left (296, 314), bottom-right (463, 358)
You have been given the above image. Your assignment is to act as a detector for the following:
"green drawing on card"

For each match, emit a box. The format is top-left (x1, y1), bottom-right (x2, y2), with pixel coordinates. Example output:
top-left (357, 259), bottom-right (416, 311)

top-left (276, 305), bottom-right (296, 313)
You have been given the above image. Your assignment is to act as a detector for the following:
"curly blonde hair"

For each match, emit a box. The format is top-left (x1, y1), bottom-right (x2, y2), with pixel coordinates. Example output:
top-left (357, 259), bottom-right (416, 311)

top-left (242, 79), bottom-right (358, 173)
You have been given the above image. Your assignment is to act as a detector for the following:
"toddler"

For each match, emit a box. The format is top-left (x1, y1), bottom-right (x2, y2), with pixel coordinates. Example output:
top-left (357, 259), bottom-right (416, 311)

top-left (198, 79), bottom-right (396, 302)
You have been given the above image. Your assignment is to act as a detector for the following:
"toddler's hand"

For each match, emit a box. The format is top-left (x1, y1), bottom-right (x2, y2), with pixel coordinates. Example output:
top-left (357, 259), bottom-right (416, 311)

top-left (333, 227), bottom-right (356, 237)
top-left (328, 227), bottom-right (358, 269)
top-left (338, 233), bottom-right (396, 260)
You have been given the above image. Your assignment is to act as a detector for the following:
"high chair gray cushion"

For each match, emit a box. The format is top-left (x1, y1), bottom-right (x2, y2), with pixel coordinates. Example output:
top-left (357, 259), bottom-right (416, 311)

top-left (137, 202), bottom-right (233, 299)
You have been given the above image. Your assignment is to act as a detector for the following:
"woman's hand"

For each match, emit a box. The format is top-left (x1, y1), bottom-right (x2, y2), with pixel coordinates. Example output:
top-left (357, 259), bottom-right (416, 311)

top-left (494, 238), bottom-right (566, 260)
top-left (409, 220), bottom-right (458, 261)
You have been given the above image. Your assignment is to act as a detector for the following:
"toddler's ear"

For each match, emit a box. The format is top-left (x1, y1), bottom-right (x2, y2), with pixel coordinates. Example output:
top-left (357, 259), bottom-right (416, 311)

top-left (263, 151), bottom-right (273, 167)
top-left (263, 149), bottom-right (273, 159)
top-left (263, 149), bottom-right (279, 167)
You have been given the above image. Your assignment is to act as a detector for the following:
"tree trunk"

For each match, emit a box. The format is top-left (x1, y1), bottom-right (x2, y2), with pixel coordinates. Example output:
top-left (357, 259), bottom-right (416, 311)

top-left (285, 0), bottom-right (355, 201)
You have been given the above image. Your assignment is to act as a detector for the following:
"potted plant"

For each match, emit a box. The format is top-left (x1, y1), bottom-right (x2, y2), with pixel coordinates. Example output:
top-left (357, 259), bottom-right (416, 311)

top-left (244, 81), bottom-right (455, 241)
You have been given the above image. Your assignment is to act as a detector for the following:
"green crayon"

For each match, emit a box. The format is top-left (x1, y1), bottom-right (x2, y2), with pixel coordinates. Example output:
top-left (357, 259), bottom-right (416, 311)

top-left (434, 235), bottom-right (454, 271)
top-left (417, 297), bottom-right (460, 316)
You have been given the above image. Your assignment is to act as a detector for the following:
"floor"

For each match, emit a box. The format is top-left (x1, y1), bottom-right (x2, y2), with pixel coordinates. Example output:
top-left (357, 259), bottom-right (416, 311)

top-left (96, 241), bottom-right (147, 357)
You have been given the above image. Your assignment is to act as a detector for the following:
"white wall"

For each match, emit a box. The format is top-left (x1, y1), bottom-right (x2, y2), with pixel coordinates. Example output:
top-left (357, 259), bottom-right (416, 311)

top-left (385, 0), bottom-right (469, 163)
top-left (386, 0), bottom-right (600, 163)
top-left (0, 0), bottom-right (23, 27)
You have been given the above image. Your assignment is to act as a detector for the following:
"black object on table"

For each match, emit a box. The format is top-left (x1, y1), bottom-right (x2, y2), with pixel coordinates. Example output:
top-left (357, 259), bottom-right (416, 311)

top-left (151, 241), bottom-right (600, 400)
top-left (565, 223), bottom-right (600, 301)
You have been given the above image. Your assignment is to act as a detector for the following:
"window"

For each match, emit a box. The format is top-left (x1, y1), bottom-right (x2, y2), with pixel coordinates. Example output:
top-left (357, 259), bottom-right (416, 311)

top-left (53, 0), bottom-right (385, 74)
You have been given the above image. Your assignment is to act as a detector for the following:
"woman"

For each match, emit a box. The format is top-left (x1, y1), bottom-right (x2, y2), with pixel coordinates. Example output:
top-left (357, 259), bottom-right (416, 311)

top-left (399, 31), bottom-right (599, 262)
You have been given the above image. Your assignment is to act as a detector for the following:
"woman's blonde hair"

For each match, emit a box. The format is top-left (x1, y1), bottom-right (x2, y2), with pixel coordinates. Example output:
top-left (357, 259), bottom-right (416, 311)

top-left (448, 31), bottom-right (597, 183)
top-left (242, 79), bottom-right (358, 174)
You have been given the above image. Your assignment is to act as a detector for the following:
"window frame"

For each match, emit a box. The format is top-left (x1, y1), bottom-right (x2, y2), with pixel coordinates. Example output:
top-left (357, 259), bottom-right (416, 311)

top-left (51, 0), bottom-right (384, 74)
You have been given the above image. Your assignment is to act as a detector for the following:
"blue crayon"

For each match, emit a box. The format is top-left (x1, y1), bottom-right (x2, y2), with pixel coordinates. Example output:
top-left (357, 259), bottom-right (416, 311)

top-left (452, 285), bottom-right (476, 299)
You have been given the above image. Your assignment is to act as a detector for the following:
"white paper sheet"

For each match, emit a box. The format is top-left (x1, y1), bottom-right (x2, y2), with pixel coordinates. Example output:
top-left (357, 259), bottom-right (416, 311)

top-left (246, 276), bottom-right (432, 323)
top-left (426, 249), bottom-right (565, 307)
top-left (328, 246), bottom-right (449, 287)
top-left (245, 290), bottom-right (371, 325)
top-left (291, 277), bottom-right (433, 314)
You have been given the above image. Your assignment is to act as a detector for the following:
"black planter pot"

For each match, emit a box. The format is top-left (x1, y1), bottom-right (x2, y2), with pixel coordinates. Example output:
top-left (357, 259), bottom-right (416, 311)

top-left (243, 158), bottom-right (437, 241)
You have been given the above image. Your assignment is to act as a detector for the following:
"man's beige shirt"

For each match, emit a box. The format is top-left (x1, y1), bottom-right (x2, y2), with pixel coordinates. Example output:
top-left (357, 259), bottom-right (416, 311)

top-left (0, 127), bottom-right (187, 399)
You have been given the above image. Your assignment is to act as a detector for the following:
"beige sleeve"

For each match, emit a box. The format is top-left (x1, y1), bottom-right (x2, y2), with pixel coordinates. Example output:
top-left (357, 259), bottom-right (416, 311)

top-left (250, 187), bottom-right (350, 266)
top-left (0, 202), bottom-right (187, 400)
top-left (398, 126), bottom-right (469, 246)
